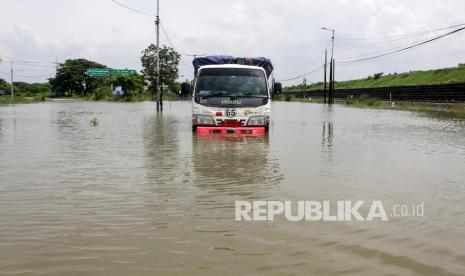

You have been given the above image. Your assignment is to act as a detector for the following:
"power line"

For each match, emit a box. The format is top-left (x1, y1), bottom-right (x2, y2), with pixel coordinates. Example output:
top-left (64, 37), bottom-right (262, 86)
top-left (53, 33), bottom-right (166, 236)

top-left (335, 23), bottom-right (465, 53)
top-left (338, 26), bottom-right (465, 65)
top-left (278, 64), bottom-right (324, 82)
top-left (109, 0), bottom-right (193, 71)
top-left (274, 40), bottom-right (330, 81)
top-left (337, 35), bottom-right (439, 61)
top-left (1, 66), bottom-right (54, 73)
top-left (160, 22), bottom-right (192, 69)
top-left (0, 54), bottom-right (57, 64)
top-left (108, 0), bottom-right (155, 17)
top-left (14, 63), bottom-right (57, 68)
top-left (0, 71), bottom-right (50, 78)
top-left (336, 29), bottom-right (457, 52)
top-left (338, 23), bottom-right (465, 41)
top-left (160, 23), bottom-right (175, 50)
top-left (337, 45), bottom-right (425, 67)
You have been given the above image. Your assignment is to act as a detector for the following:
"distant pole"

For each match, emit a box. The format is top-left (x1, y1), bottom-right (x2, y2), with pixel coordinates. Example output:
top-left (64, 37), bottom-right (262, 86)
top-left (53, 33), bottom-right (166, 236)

top-left (323, 49), bottom-right (327, 104)
top-left (322, 27), bottom-right (335, 104)
top-left (10, 61), bottom-right (14, 99)
top-left (155, 0), bottom-right (161, 111)
top-left (328, 59), bottom-right (333, 104)
top-left (302, 77), bottom-right (306, 102)
top-left (331, 59), bottom-right (335, 104)
top-left (329, 30), bottom-right (335, 104)
top-left (55, 57), bottom-right (59, 76)
top-left (331, 30), bottom-right (335, 62)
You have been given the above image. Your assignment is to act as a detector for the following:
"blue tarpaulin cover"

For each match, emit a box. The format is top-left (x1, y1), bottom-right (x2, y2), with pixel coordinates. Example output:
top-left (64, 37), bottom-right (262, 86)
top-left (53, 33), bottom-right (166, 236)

top-left (193, 55), bottom-right (273, 77)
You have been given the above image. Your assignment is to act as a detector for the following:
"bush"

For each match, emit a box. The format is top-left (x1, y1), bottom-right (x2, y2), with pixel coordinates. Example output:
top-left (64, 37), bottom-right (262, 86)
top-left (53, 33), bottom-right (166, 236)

top-left (92, 86), bottom-right (111, 101)
top-left (373, 72), bottom-right (384, 79)
top-left (284, 94), bottom-right (294, 102)
top-left (346, 94), bottom-right (385, 107)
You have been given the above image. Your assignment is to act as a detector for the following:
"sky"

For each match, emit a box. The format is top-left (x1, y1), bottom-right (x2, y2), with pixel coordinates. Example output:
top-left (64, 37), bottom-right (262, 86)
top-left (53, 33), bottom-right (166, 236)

top-left (0, 0), bottom-right (464, 86)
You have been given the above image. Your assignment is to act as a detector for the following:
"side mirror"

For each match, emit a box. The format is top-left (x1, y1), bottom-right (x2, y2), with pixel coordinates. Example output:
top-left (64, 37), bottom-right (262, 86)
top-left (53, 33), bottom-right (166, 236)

top-left (181, 82), bottom-right (191, 95)
top-left (273, 82), bottom-right (282, 94)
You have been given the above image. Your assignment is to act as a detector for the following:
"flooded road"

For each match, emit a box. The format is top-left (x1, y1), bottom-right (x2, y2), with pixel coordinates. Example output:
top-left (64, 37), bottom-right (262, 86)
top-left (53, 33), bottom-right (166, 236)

top-left (1, 101), bottom-right (465, 275)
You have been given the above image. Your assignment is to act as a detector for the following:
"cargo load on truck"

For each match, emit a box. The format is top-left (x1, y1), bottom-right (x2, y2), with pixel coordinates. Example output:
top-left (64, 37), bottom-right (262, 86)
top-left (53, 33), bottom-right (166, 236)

top-left (193, 56), bottom-right (274, 77)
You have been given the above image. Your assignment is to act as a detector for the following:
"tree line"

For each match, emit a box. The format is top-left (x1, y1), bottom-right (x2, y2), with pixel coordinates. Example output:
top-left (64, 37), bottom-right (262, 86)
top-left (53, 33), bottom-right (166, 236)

top-left (0, 44), bottom-right (185, 101)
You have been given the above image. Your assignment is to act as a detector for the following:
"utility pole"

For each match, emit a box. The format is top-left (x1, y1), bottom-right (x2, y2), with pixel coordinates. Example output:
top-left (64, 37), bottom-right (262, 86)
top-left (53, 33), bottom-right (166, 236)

top-left (302, 77), bottom-right (306, 102)
top-left (155, 0), bottom-right (161, 111)
top-left (322, 27), bottom-right (335, 104)
top-left (323, 49), bottom-right (327, 104)
top-left (329, 58), bottom-right (333, 104)
top-left (10, 61), bottom-right (14, 99)
top-left (331, 59), bottom-right (335, 104)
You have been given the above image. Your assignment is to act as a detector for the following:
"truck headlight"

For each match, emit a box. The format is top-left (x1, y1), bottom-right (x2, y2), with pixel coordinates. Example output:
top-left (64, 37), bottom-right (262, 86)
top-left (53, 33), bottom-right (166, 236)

top-left (194, 115), bottom-right (215, 125)
top-left (247, 116), bottom-right (265, 126)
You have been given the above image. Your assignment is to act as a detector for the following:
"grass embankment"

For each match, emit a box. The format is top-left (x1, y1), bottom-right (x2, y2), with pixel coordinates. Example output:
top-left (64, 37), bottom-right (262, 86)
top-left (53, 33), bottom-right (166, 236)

top-left (275, 93), bottom-right (325, 103)
top-left (284, 65), bottom-right (465, 92)
top-left (281, 65), bottom-right (465, 118)
top-left (346, 95), bottom-right (465, 118)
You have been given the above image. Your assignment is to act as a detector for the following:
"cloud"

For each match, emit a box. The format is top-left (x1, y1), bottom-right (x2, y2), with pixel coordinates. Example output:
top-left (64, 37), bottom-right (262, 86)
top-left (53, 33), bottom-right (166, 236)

top-left (0, 0), bottom-right (464, 85)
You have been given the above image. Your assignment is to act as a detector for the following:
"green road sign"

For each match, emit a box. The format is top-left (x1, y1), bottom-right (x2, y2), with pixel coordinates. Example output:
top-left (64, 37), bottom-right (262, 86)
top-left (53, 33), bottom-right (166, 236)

top-left (113, 69), bottom-right (136, 76)
top-left (87, 68), bottom-right (110, 77)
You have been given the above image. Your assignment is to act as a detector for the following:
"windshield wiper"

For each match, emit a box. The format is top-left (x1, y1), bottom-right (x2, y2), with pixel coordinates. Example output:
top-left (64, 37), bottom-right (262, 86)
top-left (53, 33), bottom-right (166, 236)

top-left (201, 94), bottom-right (228, 98)
top-left (199, 90), bottom-right (229, 98)
top-left (235, 95), bottom-right (268, 98)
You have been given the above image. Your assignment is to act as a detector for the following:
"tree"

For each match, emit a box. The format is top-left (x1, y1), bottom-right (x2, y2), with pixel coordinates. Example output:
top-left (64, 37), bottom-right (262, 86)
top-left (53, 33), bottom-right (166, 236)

top-left (0, 78), bottom-right (10, 93)
top-left (140, 44), bottom-right (181, 110)
top-left (12, 82), bottom-right (50, 96)
top-left (111, 74), bottom-right (144, 100)
top-left (373, 72), bottom-right (384, 79)
top-left (49, 59), bottom-right (107, 97)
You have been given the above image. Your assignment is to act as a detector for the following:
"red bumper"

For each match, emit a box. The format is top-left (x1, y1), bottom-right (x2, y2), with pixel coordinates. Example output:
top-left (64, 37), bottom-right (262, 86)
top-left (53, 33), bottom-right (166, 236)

top-left (196, 126), bottom-right (265, 136)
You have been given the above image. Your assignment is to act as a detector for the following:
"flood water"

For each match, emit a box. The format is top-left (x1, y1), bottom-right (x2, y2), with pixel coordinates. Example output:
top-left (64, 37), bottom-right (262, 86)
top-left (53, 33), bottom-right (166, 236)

top-left (1, 101), bottom-right (465, 275)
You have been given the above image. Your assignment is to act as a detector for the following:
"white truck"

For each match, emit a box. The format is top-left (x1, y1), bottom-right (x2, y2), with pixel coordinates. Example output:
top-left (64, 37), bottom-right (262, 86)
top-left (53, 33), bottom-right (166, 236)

top-left (183, 56), bottom-right (281, 135)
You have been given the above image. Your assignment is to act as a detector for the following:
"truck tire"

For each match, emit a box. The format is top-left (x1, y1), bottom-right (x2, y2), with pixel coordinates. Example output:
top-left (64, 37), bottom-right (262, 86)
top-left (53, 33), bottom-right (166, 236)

top-left (192, 125), bottom-right (197, 132)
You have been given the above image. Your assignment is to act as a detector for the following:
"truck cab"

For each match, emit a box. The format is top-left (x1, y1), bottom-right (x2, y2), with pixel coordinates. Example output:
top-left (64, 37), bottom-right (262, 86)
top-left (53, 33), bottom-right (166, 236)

top-left (187, 56), bottom-right (281, 135)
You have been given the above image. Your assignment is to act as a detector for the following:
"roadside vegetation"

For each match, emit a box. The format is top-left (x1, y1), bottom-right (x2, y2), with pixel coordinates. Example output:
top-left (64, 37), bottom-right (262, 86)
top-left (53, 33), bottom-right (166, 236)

top-left (345, 94), bottom-right (465, 118)
top-left (0, 44), bottom-right (187, 105)
top-left (275, 93), bottom-right (325, 103)
top-left (285, 64), bottom-right (465, 92)
top-left (277, 64), bottom-right (465, 119)
top-left (0, 79), bottom-right (50, 104)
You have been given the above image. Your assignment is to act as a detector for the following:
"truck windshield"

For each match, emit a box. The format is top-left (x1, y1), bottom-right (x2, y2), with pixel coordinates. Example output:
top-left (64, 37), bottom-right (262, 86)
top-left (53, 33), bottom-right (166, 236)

top-left (196, 68), bottom-right (267, 97)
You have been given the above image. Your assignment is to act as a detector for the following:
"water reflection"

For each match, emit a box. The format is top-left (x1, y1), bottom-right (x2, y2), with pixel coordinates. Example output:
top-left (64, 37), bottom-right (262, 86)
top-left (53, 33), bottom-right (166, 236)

top-left (321, 121), bottom-right (333, 150)
top-left (143, 112), bottom-right (181, 193)
top-left (191, 134), bottom-right (283, 198)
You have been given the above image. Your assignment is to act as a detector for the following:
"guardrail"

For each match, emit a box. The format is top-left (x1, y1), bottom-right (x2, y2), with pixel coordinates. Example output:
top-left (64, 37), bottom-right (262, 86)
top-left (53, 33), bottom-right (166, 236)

top-left (287, 83), bottom-right (465, 102)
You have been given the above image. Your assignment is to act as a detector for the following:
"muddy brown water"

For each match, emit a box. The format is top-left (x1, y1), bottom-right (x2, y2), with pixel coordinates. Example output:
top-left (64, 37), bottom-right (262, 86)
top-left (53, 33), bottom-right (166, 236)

top-left (1, 101), bottom-right (465, 275)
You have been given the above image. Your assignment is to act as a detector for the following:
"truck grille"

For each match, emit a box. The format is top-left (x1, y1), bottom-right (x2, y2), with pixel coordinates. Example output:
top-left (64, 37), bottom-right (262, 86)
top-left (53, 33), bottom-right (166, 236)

top-left (217, 119), bottom-right (245, 127)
